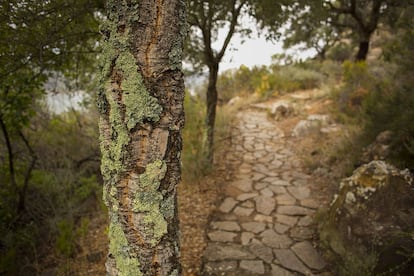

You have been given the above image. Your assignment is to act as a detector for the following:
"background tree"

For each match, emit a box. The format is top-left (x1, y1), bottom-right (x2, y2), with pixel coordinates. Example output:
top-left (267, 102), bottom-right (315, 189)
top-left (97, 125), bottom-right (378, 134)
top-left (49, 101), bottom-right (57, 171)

top-left (186, 0), bottom-right (248, 165)
top-left (98, 0), bottom-right (186, 274)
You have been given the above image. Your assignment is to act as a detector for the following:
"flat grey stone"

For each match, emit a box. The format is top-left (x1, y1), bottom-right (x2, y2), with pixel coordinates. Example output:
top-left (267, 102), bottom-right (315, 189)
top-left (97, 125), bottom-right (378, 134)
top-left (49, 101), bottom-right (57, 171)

top-left (291, 241), bottom-right (327, 270)
top-left (254, 182), bottom-right (268, 190)
top-left (271, 264), bottom-right (294, 276)
top-left (208, 231), bottom-right (237, 242)
top-left (249, 242), bottom-right (274, 263)
top-left (274, 223), bottom-right (290, 234)
top-left (211, 221), bottom-right (241, 232)
top-left (241, 201), bottom-right (255, 208)
top-left (237, 192), bottom-right (259, 201)
top-left (292, 179), bottom-right (308, 186)
top-left (232, 179), bottom-right (253, 192)
top-left (255, 196), bottom-right (276, 215)
top-left (298, 216), bottom-right (313, 227)
top-left (300, 198), bottom-right (320, 209)
top-left (290, 227), bottom-right (314, 240)
top-left (269, 179), bottom-right (290, 186)
top-left (278, 205), bottom-right (314, 216)
top-left (241, 222), bottom-right (266, 233)
top-left (269, 186), bottom-right (288, 194)
top-left (287, 186), bottom-right (311, 200)
top-left (254, 214), bottom-right (273, 223)
top-left (219, 197), bottom-right (238, 213)
top-left (204, 243), bottom-right (255, 261)
top-left (252, 173), bottom-right (266, 181)
top-left (291, 171), bottom-right (311, 179)
top-left (241, 232), bottom-right (255, 245)
top-left (273, 249), bottom-right (310, 274)
top-left (261, 229), bottom-right (292, 249)
top-left (240, 260), bottom-right (265, 274)
top-left (276, 193), bottom-right (296, 205)
top-left (203, 261), bottom-right (238, 274)
top-left (234, 206), bottom-right (254, 217)
top-left (275, 214), bottom-right (298, 226)
top-left (260, 187), bottom-right (274, 197)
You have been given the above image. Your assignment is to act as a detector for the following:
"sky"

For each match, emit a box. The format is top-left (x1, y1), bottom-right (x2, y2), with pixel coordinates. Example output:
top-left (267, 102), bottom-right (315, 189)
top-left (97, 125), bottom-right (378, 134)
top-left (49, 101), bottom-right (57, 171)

top-left (212, 16), bottom-right (316, 73)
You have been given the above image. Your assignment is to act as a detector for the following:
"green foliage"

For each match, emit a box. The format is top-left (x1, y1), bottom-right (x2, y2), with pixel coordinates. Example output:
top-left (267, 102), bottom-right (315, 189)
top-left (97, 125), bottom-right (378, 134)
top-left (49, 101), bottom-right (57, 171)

top-left (0, 108), bottom-right (102, 274)
top-left (182, 93), bottom-right (209, 181)
top-left (56, 220), bottom-right (76, 257)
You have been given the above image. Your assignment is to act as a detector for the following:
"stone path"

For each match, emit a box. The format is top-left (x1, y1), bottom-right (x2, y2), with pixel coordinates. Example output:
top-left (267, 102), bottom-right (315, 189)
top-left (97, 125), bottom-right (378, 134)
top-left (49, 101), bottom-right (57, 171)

top-left (201, 109), bottom-right (328, 275)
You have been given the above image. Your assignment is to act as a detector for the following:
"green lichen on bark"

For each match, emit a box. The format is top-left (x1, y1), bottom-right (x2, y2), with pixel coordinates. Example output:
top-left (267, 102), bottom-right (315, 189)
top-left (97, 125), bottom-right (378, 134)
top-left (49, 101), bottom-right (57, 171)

top-left (108, 222), bottom-right (142, 276)
top-left (132, 160), bottom-right (168, 246)
top-left (168, 0), bottom-right (187, 70)
top-left (117, 51), bottom-right (162, 130)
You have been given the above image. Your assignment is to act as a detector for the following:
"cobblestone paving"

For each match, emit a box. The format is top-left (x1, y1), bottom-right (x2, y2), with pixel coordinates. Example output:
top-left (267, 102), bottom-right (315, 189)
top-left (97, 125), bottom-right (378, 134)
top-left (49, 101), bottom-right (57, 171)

top-left (202, 110), bottom-right (328, 275)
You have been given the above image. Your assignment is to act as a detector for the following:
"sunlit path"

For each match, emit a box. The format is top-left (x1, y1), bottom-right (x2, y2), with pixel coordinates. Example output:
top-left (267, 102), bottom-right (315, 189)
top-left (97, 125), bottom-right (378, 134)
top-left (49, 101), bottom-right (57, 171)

top-left (201, 103), bottom-right (329, 275)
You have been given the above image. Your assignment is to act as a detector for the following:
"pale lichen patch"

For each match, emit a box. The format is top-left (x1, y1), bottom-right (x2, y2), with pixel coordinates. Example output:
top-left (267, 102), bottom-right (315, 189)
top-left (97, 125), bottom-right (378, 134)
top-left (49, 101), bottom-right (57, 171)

top-left (108, 222), bottom-right (142, 276)
top-left (132, 160), bottom-right (168, 246)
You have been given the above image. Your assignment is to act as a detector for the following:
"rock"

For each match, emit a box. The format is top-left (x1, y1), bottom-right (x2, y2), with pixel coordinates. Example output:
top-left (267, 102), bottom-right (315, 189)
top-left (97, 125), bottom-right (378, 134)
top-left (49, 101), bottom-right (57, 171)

top-left (287, 186), bottom-right (310, 200)
top-left (249, 241), bottom-right (274, 263)
top-left (271, 264), bottom-right (294, 276)
top-left (240, 260), bottom-right (265, 274)
top-left (228, 96), bottom-right (241, 105)
top-left (219, 197), bottom-right (238, 213)
top-left (208, 231), bottom-right (237, 242)
top-left (292, 115), bottom-right (331, 137)
top-left (232, 179), bottom-right (253, 192)
top-left (261, 229), bottom-right (292, 249)
top-left (275, 214), bottom-right (298, 226)
top-left (276, 193), bottom-right (296, 205)
top-left (255, 196), bottom-right (276, 215)
top-left (203, 261), bottom-right (238, 275)
top-left (273, 249), bottom-right (311, 275)
top-left (260, 187), bottom-right (274, 197)
top-left (211, 221), bottom-right (241, 232)
top-left (274, 223), bottom-right (290, 234)
top-left (204, 243), bottom-right (255, 261)
top-left (237, 193), bottom-right (259, 201)
top-left (322, 161), bottom-right (414, 273)
top-left (270, 101), bottom-right (294, 120)
top-left (241, 232), bottom-right (255, 245)
top-left (291, 241), bottom-right (327, 270)
top-left (278, 205), bottom-right (314, 216)
top-left (320, 124), bottom-right (341, 134)
top-left (297, 216), bottom-right (313, 227)
top-left (254, 214), bottom-right (273, 223)
top-left (290, 227), bottom-right (314, 240)
top-left (234, 206), bottom-right (254, 217)
top-left (241, 222), bottom-right (266, 233)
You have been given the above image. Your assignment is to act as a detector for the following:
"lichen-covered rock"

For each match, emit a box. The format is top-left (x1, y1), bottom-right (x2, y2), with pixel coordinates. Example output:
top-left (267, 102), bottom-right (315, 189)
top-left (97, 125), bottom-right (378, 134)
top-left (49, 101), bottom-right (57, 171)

top-left (292, 114), bottom-right (331, 137)
top-left (321, 160), bottom-right (414, 273)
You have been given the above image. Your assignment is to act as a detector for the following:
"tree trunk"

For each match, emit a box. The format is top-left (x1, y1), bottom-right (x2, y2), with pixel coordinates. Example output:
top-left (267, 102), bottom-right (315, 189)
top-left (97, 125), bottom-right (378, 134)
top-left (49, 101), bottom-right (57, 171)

top-left (355, 40), bottom-right (370, 61)
top-left (205, 62), bottom-right (219, 166)
top-left (98, 1), bottom-right (186, 275)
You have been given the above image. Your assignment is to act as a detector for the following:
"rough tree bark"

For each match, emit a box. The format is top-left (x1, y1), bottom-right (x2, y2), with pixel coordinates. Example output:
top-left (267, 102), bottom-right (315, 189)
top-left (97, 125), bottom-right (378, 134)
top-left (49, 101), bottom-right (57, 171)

top-left (98, 0), bottom-right (186, 275)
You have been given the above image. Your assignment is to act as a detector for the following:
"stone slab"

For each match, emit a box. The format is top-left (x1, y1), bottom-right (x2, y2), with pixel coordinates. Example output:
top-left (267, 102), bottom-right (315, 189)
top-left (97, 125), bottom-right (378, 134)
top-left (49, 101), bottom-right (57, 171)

top-left (261, 229), bottom-right (292, 249)
top-left (291, 241), bottom-right (327, 270)
top-left (273, 249), bottom-right (310, 275)
top-left (219, 197), bottom-right (238, 213)
top-left (240, 260), bottom-right (265, 274)
top-left (211, 221), bottom-right (241, 232)
top-left (278, 205), bottom-right (314, 216)
top-left (208, 231), bottom-right (237, 242)
top-left (204, 243), bottom-right (255, 261)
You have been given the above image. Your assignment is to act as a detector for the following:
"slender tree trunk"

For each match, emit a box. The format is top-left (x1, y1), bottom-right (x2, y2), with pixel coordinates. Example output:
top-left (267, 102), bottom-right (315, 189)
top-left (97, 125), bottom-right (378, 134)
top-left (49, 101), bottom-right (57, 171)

top-left (355, 40), bottom-right (370, 61)
top-left (205, 62), bottom-right (219, 166)
top-left (98, 1), bottom-right (186, 275)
